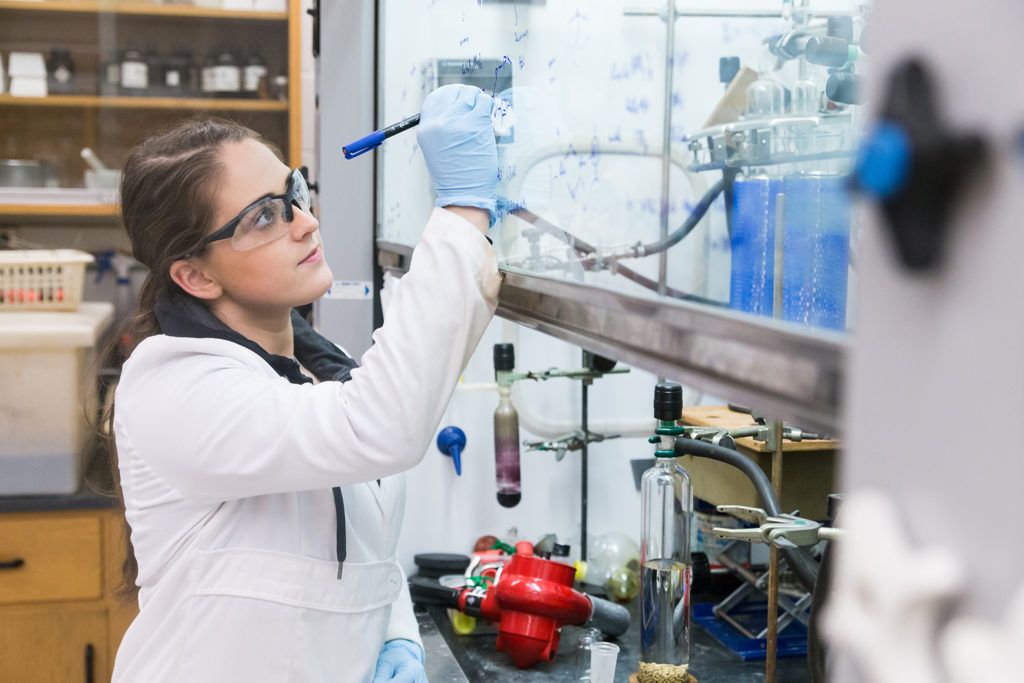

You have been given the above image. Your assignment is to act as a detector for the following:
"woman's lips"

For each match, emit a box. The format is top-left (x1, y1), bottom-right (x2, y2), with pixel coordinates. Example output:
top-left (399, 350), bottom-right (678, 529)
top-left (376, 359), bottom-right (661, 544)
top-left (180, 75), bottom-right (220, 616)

top-left (300, 247), bottom-right (323, 265)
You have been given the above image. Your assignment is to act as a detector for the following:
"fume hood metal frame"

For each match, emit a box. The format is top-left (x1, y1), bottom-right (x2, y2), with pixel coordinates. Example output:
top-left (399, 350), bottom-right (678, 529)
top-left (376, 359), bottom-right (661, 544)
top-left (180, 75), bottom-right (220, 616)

top-left (494, 269), bottom-right (845, 435)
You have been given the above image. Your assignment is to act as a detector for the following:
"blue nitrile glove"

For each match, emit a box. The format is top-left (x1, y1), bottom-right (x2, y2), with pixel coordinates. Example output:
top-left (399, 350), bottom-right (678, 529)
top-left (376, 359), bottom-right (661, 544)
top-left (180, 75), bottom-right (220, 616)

top-left (417, 83), bottom-right (499, 225)
top-left (372, 639), bottom-right (427, 683)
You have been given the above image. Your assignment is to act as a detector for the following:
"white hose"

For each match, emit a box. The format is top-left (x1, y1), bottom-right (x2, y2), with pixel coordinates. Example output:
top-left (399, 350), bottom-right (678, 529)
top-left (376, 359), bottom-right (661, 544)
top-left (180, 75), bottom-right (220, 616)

top-left (501, 320), bottom-right (656, 439)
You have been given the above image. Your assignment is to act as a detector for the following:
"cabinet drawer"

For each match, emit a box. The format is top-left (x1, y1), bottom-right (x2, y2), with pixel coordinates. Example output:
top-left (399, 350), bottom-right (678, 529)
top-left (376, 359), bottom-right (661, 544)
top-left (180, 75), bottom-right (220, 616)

top-left (0, 515), bottom-right (102, 604)
top-left (0, 603), bottom-right (109, 683)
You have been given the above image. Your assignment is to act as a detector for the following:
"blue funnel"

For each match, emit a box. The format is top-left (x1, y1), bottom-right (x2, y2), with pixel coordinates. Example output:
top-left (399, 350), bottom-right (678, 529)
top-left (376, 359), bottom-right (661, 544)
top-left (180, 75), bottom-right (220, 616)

top-left (436, 426), bottom-right (466, 476)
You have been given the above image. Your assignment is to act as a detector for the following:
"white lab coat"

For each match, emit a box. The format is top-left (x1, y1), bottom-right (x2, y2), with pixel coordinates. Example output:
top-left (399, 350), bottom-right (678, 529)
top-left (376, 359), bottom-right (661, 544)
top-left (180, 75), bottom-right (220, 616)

top-left (111, 208), bottom-right (500, 682)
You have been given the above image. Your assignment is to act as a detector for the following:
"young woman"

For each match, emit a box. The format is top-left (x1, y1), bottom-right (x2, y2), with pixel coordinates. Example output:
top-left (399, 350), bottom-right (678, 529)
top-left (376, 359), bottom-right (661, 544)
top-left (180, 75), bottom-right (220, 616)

top-left (100, 84), bottom-right (500, 682)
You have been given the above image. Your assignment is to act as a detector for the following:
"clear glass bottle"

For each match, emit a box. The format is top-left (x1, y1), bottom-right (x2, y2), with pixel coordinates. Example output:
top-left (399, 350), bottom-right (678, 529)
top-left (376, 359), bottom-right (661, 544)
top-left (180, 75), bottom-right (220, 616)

top-left (493, 387), bottom-right (522, 508)
top-left (574, 626), bottom-right (602, 681)
top-left (745, 47), bottom-right (784, 119)
top-left (638, 382), bottom-right (693, 683)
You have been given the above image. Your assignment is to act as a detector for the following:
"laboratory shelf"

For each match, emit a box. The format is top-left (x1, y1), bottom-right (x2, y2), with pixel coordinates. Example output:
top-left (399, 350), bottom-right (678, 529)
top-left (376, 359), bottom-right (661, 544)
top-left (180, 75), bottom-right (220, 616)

top-left (0, 0), bottom-right (287, 21)
top-left (0, 189), bottom-right (118, 219)
top-left (0, 94), bottom-right (288, 112)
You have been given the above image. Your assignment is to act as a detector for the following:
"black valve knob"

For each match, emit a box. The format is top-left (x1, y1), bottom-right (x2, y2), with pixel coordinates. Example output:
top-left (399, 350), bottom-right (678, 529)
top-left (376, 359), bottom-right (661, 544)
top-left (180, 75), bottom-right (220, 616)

top-left (826, 72), bottom-right (862, 105)
top-left (493, 343), bottom-right (515, 372)
top-left (654, 382), bottom-right (683, 422)
top-left (852, 58), bottom-right (988, 270)
top-left (806, 36), bottom-right (851, 68)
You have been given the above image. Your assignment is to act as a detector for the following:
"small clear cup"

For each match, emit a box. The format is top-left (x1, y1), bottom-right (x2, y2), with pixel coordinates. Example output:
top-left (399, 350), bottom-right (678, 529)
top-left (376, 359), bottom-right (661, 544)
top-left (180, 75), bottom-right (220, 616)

top-left (589, 642), bottom-right (620, 683)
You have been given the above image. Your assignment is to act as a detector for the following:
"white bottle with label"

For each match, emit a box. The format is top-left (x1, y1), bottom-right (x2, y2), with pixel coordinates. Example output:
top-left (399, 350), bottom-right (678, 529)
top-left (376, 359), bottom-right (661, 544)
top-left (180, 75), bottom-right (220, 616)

top-left (120, 48), bottom-right (148, 95)
top-left (212, 47), bottom-right (241, 96)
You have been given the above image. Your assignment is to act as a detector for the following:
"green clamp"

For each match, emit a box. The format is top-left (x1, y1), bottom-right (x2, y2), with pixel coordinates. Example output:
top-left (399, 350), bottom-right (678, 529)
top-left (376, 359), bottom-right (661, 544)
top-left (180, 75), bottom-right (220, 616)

top-left (491, 540), bottom-right (516, 555)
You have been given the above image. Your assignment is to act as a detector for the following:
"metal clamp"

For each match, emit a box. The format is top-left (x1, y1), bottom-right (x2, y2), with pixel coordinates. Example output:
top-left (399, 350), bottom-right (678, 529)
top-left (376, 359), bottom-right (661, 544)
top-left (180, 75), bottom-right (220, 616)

top-left (712, 505), bottom-right (842, 549)
top-left (523, 430), bottom-right (620, 461)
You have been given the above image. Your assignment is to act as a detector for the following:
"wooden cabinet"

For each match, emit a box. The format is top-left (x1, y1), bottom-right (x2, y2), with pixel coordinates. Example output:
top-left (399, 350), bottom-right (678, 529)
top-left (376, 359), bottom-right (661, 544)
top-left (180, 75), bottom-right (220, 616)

top-left (0, 508), bottom-right (138, 683)
top-left (0, 0), bottom-right (303, 220)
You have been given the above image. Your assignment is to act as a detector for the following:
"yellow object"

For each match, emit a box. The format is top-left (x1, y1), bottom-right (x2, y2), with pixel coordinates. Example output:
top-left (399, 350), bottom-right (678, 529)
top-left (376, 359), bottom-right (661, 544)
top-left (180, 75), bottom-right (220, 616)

top-left (574, 560), bottom-right (588, 582)
top-left (449, 609), bottom-right (477, 635)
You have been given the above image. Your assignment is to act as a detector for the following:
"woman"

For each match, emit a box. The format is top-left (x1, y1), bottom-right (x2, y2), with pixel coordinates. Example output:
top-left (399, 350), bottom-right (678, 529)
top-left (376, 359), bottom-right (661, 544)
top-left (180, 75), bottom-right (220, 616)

top-left (100, 84), bottom-right (500, 682)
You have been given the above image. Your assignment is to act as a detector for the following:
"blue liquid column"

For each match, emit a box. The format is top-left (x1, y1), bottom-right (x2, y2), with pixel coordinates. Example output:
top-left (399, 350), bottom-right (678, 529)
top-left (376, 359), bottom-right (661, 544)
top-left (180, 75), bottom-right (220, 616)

top-left (781, 175), bottom-right (852, 330)
top-left (729, 176), bottom-right (780, 317)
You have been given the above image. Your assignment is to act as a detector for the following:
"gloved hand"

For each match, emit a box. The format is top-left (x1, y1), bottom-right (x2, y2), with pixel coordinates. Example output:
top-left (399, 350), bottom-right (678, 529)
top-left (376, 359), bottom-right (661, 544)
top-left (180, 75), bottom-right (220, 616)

top-left (417, 83), bottom-right (499, 224)
top-left (372, 639), bottom-right (427, 683)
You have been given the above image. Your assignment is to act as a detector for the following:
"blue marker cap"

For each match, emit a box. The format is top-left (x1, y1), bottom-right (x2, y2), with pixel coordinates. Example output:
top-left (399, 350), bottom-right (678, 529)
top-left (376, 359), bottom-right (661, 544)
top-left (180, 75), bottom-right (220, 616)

top-left (343, 130), bottom-right (386, 159)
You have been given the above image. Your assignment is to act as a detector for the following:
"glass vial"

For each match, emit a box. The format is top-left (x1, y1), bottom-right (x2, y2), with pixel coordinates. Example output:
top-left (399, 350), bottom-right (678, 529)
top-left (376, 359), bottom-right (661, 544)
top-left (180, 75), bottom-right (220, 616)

top-left (492, 343), bottom-right (521, 508)
top-left (574, 626), bottom-right (602, 681)
top-left (638, 382), bottom-right (693, 683)
top-left (493, 387), bottom-right (522, 508)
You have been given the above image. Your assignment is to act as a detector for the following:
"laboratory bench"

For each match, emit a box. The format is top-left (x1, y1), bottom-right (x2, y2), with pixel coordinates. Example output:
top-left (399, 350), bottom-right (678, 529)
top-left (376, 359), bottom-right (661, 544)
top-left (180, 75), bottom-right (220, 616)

top-left (417, 592), bottom-right (811, 683)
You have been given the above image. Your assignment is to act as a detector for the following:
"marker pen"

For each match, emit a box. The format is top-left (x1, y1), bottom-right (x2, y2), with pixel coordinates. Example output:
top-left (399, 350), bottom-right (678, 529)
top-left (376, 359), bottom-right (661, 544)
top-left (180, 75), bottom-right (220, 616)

top-left (342, 113), bottom-right (421, 159)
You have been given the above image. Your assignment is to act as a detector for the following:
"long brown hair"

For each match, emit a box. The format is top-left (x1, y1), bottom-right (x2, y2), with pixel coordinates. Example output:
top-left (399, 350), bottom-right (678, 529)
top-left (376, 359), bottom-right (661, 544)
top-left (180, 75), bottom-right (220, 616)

top-left (85, 117), bottom-right (278, 598)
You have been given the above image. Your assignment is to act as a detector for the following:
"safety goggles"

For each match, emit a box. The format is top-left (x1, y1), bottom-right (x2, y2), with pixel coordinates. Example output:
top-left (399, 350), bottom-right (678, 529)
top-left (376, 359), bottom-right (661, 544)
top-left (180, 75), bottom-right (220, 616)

top-left (198, 168), bottom-right (311, 252)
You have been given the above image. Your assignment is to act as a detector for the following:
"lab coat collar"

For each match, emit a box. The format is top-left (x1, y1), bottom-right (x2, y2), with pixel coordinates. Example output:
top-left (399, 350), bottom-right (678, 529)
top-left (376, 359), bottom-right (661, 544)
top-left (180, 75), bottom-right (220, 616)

top-left (154, 291), bottom-right (358, 385)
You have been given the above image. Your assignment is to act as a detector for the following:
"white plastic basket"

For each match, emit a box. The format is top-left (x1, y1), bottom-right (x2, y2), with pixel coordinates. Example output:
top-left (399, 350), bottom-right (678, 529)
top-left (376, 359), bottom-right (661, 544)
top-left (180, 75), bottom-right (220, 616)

top-left (0, 249), bottom-right (93, 312)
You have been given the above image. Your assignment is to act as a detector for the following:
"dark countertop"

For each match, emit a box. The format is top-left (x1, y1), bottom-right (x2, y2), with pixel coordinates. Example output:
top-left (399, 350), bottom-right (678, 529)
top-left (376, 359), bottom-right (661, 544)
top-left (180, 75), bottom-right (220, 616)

top-left (0, 487), bottom-right (118, 514)
top-left (419, 595), bottom-right (811, 683)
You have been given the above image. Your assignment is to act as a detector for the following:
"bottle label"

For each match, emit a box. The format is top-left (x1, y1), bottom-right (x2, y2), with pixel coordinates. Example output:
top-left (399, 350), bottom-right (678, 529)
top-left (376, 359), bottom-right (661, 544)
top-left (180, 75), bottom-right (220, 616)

top-left (54, 66), bottom-right (71, 84)
top-left (165, 70), bottom-right (181, 88)
top-left (122, 62), bottom-right (148, 89)
top-left (212, 65), bottom-right (240, 92)
top-left (244, 65), bottom-right (267, 92)
top-left (106, 63), bottom-right (121, 85)
top-left (201, 67), bottom-right (215, 93)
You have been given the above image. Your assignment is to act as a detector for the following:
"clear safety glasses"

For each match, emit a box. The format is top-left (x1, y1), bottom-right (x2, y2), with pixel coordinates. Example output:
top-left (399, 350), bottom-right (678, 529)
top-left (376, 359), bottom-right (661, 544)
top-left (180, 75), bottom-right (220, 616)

top-left (198, 168), bottom-right (311, 252)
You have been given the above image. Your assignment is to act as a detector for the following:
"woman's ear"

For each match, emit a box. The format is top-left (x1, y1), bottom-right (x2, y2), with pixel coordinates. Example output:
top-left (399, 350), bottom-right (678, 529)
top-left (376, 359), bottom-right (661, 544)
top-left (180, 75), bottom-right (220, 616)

top-left (169, 258), bottom-right (222, 301)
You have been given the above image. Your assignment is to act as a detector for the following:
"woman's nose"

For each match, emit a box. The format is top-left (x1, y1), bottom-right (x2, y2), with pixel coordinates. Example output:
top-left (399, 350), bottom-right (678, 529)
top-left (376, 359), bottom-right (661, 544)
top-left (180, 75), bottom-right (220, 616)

top-left (291, 204), bottom-right (319, 238)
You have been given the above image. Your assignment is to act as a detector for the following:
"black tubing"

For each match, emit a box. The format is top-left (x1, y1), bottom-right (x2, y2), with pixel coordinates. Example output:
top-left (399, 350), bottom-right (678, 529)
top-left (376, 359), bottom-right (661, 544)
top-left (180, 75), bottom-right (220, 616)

top-left (584, 594), bottom-right (632, 636)
top-left (633, 179), bottom-right (725, 257)
top-left (673, 437), bottom-right (818, 592)
top-left (407, 576), bottom-right (462, 608)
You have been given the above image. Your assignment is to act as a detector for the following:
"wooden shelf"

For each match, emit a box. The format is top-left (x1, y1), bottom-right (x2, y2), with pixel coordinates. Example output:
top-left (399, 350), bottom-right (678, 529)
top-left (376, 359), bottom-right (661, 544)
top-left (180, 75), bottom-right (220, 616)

top-left (0, 204), bottom-right (118, 218)
top-left (0, 0), bottom-right (286, 20)
top-left (0, 94), bottom-right (288, 111)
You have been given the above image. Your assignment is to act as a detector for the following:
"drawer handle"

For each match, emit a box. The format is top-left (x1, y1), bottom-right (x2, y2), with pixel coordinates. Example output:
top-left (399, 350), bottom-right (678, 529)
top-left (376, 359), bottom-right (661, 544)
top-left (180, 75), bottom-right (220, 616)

top-left (85, 642), bottom-right (95, 683)
top-left (0, 558), bottom-right (25, 570)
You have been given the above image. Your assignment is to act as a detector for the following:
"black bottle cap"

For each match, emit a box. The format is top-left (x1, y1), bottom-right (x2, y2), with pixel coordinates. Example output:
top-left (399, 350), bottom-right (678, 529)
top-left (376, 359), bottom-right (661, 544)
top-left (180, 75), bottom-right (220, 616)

top-left (719, 56), bottom-right (740, 85)
top-left (826, 71), bottom-right (862, 105)
top-left (552, 543), bottom-right (570, 557)
top-left (654, 382), bottom-right (683, 422)
top-left (827, 15), bottom-right (854, 43)
top-left (493, 343), bottom-right (515, 371)
top-left (805, 36), bottom-right (850, 68)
